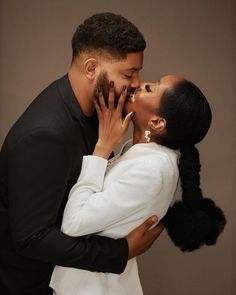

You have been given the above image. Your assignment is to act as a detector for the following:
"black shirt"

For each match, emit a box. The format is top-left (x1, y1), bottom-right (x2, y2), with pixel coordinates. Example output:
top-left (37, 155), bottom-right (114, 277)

top-left (0, 75), bottom-right (128, 295)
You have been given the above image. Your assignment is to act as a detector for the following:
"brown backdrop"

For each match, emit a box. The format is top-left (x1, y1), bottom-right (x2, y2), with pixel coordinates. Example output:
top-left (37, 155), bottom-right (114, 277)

top-left (0, 1), bottom-right (235, 294)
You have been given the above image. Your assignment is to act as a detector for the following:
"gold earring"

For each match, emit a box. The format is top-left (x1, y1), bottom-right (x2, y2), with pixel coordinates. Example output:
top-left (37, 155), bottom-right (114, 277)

top-left (144, 130), bottom-right (151, 143)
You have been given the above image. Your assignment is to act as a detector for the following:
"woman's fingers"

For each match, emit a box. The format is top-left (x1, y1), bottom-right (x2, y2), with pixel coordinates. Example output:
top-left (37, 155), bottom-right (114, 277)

top-left (94, 99), bottom-right (102, 119)
top-left (98, 81), bottom-right (115, 113)
top-left (98, 87), bottom-right (107, 112)
top-left (96, 82), bottom-right (130, 128)
top-left (116, 86), bottom-right (127, 114)
top-left (108, 81), bottom-right (115, 111)
top-left (95, 83), bottom-right (132, 151)
top-left (122, 111), bottom-right (134, 131)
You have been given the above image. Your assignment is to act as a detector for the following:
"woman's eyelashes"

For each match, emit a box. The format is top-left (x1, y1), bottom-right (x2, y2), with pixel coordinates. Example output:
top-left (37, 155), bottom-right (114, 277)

top-left (145, 84), bottom-right (152, 92)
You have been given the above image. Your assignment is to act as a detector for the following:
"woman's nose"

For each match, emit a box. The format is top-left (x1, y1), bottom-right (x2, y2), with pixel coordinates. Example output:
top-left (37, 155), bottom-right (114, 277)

top-left (140, 82), bottom-right (148, 89)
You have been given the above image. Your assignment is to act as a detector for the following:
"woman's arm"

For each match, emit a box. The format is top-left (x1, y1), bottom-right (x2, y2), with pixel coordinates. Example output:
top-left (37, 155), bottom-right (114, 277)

top-left (61, 155), bottom-right (163, 236)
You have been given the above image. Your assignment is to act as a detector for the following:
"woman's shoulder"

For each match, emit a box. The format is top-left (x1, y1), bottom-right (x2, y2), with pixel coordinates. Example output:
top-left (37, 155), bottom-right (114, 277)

top-left (108, 141), bottom-right (178, 179)
top-left (126, 142), bottom-right (178, 165)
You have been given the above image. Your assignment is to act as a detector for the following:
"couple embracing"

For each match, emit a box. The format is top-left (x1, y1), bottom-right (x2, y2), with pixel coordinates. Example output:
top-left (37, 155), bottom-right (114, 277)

top-left (0, 12), bottom-right (225, 295)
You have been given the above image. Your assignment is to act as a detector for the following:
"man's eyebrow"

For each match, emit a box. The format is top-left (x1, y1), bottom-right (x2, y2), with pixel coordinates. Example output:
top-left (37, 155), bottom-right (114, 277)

top-left (125, 67), bottom-right (143, 71)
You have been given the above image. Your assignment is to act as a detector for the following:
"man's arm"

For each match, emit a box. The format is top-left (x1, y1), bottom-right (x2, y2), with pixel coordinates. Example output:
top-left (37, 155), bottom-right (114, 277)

top-left (7, 128), bottom-right (127, 273)
top-left (7, 129), bottom-right (163, 273)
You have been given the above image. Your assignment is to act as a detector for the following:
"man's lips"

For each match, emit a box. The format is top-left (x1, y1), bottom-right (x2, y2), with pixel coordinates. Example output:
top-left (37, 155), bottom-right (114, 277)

top-left (125, 92), bottom-right (133, 102)
top-left (126, 91), bottom-right (134, 99)
top-left (126, 88), bottom-right (141, 101)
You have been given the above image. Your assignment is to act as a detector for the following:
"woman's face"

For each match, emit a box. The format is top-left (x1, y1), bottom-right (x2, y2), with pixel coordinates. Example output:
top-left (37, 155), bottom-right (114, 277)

top-left (124, 75), bottom-right (184, 129)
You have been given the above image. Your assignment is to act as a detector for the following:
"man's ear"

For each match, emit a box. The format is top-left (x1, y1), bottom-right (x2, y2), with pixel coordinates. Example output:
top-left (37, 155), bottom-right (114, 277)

top-left (149, 116), bottom-right (166, 134)
top-left (84, 58), bottom-right (98, 80)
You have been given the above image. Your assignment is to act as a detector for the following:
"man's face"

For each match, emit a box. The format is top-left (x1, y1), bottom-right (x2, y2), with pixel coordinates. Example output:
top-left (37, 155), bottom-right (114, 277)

top-left (94, 52), bottom-right (143, 106)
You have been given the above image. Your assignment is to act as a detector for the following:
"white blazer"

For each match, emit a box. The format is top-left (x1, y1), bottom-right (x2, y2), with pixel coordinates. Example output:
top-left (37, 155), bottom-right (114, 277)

top-left (50, 140), bottom-right (179, 295)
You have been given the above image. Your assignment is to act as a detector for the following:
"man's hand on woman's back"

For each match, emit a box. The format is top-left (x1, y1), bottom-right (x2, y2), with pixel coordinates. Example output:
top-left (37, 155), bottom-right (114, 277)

top-left (126, 216), bottom-right (164, 259)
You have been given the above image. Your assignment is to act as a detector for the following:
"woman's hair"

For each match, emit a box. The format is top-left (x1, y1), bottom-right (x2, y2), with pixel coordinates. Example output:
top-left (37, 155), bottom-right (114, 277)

top-left (163, 146), bottom-right (226, 251)
top-left (158, 80), bottom-right (212, 149)
top-left (158, 80), bottom-right (226, 251)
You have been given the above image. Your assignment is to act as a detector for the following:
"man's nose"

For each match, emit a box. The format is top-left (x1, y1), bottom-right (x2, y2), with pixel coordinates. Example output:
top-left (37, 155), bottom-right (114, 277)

top-left (130, 73), bottom-right (140, 89)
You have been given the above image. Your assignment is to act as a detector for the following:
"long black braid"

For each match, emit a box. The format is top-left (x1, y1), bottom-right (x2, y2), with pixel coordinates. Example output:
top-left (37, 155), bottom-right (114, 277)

top-left (163, 145), bottom-right (226, 251)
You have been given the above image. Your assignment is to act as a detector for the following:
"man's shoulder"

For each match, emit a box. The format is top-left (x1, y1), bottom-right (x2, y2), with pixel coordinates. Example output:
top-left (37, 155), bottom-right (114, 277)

top-left (34, 74), bottom-right (67, 101)
top-left (5, 75), bottom-right (76, 146)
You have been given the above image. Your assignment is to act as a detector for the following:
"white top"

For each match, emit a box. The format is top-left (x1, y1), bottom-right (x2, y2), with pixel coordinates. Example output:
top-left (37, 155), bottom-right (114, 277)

top-left (50, 140), bottom-right (179, 295)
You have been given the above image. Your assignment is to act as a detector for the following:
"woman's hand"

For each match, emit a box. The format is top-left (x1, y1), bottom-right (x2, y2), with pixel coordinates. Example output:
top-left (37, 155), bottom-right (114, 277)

top-left (93, 81), bottom-right (133, 159)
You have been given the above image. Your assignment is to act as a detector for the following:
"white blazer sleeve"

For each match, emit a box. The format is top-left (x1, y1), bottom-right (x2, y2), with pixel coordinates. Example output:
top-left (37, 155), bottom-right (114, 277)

top-left (61, 155), bottom-right (163, 236)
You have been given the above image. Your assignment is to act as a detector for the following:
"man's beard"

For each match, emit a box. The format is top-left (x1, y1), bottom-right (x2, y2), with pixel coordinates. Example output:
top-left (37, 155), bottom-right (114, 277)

top-left (93, 71), bottom-right (122, 108)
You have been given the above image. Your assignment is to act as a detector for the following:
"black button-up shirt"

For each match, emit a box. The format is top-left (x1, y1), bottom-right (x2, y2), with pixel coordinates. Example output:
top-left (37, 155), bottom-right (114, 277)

top-left (0, 75), bottom-right (128, 295)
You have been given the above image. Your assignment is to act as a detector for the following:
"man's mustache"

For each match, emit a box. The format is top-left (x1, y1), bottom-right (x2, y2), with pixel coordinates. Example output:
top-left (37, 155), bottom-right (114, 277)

top-left (126, 88), bottom-right (136, 99)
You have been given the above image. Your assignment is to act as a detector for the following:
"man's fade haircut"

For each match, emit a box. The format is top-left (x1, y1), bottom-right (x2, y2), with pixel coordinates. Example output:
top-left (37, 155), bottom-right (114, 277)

top-left (72, 12), bottom-right (146, 61)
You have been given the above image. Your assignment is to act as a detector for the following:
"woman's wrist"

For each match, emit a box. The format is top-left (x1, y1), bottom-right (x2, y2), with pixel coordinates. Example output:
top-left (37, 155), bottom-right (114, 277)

top-left (93, 142), bottom-right (113, 159)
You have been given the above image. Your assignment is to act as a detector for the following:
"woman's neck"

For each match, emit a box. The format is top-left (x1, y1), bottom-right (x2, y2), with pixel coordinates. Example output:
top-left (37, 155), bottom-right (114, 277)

top-left (132, 126), bottom-right (147, 145)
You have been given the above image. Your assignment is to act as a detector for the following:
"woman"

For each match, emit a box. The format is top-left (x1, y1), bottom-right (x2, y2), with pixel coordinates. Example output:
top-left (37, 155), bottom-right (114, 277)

top-left (50, 75), bottom-right (226, 294)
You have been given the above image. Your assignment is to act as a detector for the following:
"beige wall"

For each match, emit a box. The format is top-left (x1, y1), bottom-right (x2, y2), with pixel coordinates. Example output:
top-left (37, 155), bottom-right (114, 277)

top-left (0, 1), bottom-right (235, 294)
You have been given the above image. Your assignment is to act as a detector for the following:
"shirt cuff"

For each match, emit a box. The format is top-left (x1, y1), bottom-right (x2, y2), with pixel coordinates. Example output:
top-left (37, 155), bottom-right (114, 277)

top-left (77, 155), bottom-right (108, 189)
top-left (111, 238), bottom-right (129, 274)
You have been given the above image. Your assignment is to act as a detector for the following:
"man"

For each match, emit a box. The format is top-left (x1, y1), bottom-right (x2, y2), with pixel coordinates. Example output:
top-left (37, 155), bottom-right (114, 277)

top-left (0, 12), bottom-right (164, 295)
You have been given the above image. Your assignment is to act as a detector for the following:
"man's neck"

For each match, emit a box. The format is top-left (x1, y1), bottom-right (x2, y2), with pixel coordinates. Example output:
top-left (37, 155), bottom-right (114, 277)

top-left (68, 68), bottom-right (95, 117)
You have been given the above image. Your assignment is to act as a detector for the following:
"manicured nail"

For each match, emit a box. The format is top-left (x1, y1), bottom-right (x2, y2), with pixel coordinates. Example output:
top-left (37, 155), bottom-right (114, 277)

top-left (109, 81), bottom-right (114, 88)
top-left (151, 216), bottom-right (158, 223)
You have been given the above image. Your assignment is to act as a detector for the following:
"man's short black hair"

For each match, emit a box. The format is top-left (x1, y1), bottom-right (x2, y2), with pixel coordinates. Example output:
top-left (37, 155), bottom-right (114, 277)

top-left (72, 12), bottom-right (146, 60)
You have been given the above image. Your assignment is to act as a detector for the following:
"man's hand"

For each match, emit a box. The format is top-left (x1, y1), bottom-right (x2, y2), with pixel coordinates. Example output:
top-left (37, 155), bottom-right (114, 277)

top-left (126, 216), bottom-right (164, 259)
